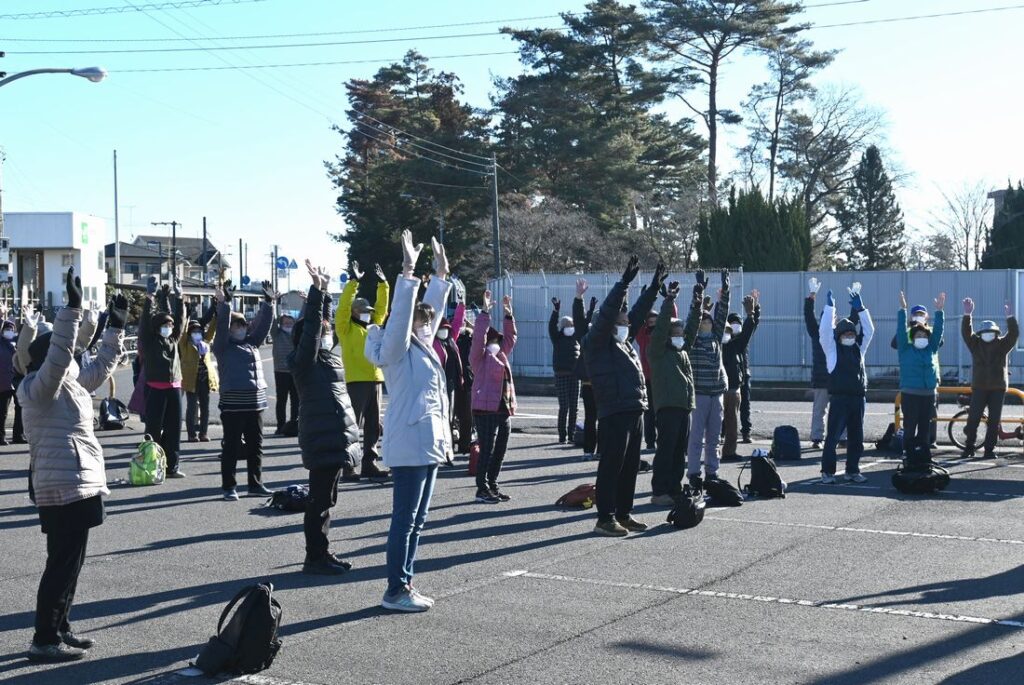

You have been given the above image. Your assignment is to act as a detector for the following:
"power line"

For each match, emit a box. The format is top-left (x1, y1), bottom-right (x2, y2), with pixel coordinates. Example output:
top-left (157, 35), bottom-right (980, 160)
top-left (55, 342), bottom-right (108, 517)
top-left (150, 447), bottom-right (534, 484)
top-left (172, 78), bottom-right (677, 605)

top-left (809, 2), bottom-right (1024, 29)
top-left (353, 109), bottom-right (493, 162)
top-left (0, 0), bottom-right (263, 20)
top-left (349, 127), bottom-right (493, 176)
top-left (5, 29), bottom-right (537, 55)
top-left (112, 51), bottom-right (521, 72)
top-left (0, 13), bottom-right (570, 42)
top-left (353, 116), bottom-right (491, 168)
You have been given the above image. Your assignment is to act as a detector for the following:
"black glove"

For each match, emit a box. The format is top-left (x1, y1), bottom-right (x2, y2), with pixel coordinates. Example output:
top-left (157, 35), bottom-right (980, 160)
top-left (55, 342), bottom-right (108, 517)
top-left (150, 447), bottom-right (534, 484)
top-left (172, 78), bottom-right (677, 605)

top-left (692, 282), bottom-right (704, 302)
top-left (621, 255), bottom-right (640, 284)
top-left (695, 269), bottom-right (708, 290)
top-left (261, 280), bottom-right (274, 303)
top-left (107, 294), bottom-right (129, 329)
top-left (664, 281), bottom-right (679, 299)
top-left (651, 262), bottom-right (668, 291)
top-left (551, 297), bottom-right (560, 311)
top-left (588, 296), bottom-right (598, 315)
top-left (721, 268), bottom-right (730, 292)
top-left (66, 267), bottom-right (83, 309)
top-left (322, 292), bottom-right (332, 320)
top-left (223, 279), bottom-right (236, 298)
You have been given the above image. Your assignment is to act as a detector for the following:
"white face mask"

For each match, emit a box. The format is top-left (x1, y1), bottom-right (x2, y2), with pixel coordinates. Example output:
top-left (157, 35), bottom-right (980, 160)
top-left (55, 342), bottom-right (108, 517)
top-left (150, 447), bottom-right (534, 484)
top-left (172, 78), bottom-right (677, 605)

top-left (563, 327), bottom-right (575, 337)
top-left (486, 343), bottom-right (501, 355)
top-left (2, 330), bottom-right (14, 340)
top-left (722, 332), bottom-right (732, 344)
top-left (415, 325), bottom-right (432, 342)
top-left (159, 326), bottom-right (172, 338)
top-left (190, 332), bottom-right (202, 343)
top-left (320, 335), bottom-right (334, 350)
top-left (911, 316), bottom-right (926, 325)
top-left (358, 312), bottom-right (371, 323)
top-left (670, 336), bottom-right (685, 349)
top-left (230, 328), bottom-right (246, 341)
top-left (437, 328), bottom-right (450, 341)
top-left (981, 332), bottom-right (997, 343)
top-left (615, 325), bottom-right (629, 341)
top-left (731, 323), bottom-right (742, 335)
top-left (840, 336), bottom-right (856, 347)
top-left (913, 337), bottom-right (929, 350)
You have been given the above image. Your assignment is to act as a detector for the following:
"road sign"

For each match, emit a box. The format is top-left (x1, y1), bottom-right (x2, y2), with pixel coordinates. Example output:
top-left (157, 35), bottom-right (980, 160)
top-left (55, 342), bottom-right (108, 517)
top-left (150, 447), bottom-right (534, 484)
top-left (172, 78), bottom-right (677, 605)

top-left (339, 273), bottom-right (348, 284)
top-left (275, 256), bottom-right (288, 270)
top-left (289, 259), bottom-right (298, 269)
top-left (241, 275), bottom-right (251, 286)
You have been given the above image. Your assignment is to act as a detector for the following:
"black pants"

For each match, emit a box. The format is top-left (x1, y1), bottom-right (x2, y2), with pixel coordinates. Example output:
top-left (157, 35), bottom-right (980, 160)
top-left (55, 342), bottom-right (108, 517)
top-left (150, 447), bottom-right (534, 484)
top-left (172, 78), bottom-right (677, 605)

top-left (347, 381), bottom-right (381, 466)
top-left (0, 388), bottom-right (24, 441)
top-left (185, 378), bottom-right (210, 439)
top-left (740, 375), bottom-right (752, 436)
top-left (581, 383), bottom-right (598, 454)
top-left (454, 385), bottom-right (473, 453)
top-left (34, 527), bottom-right (89, 646)
top-left (474, 411), bottom-right (511, 490)
top-left (554, 374), bottom-right (580, 443)
top-left (220, 411), bottom-right (264, 491)
top-left (304, 465), bottom-right (342, 561)
top-left (902, 393), bottom-right (934, 465)
top-left (144, 387), bottom-right (182, 473)
top-left (964, 389), bottom-right (1005, 455)
top-left (652, 408), bottom-right (691, 496)
top-left (274, 371), bottom-right (298, 429)
top-left (643, 381), bottom-right (657, 448)
top-left (595, 410), bottom-right (643, 521)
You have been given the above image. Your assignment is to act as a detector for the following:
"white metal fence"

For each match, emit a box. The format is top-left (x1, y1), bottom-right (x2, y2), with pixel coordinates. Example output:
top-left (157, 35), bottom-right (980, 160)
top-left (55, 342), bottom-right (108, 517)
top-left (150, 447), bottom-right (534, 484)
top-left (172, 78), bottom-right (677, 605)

top-left (485, 269), bottom-right (1024, 385)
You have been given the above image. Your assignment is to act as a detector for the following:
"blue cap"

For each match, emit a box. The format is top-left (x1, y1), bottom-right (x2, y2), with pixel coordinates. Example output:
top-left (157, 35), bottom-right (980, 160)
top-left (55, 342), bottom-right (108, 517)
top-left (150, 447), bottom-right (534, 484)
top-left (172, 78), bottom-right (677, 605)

top-left (910, 305), bottom-right (927, 315)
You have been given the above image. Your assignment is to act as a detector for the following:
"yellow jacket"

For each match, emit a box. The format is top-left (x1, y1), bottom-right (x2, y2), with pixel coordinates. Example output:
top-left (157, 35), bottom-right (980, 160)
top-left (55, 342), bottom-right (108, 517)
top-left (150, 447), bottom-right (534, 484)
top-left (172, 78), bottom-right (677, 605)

top-left (336, 279), bottom-right (389, 383)
top-left (178, 313), bottom-right (219, 393)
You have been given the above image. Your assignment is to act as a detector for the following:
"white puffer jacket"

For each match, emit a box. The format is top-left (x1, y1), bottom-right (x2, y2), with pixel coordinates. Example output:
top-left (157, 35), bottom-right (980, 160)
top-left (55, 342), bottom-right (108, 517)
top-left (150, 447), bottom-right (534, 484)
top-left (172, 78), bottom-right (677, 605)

top-left (365, 276), bottom-right (452, 468)
top-left (18, 307), bottom-right (124, 507)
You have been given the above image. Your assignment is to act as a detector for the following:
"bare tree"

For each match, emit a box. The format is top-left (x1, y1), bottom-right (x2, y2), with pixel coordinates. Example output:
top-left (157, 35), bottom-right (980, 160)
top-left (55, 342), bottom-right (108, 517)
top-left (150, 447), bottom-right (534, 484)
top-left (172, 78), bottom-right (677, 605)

top-left (776, 86), bottom-right (887, 263)
top-left (633, 186), bottom-right (704, 270)
top-left (928, 181), bottom-right (991, 270)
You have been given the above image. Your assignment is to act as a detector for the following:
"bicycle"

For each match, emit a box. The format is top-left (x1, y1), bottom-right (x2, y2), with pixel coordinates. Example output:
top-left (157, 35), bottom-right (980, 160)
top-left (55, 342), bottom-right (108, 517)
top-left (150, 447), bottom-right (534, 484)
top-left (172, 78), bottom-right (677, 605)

top-left (946, 393), bottom-right (1024, 451)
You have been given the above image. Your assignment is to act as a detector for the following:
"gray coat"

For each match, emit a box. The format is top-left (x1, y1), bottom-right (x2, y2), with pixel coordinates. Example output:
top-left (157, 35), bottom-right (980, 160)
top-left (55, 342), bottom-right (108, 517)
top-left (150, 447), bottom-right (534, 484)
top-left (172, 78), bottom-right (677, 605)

top-left (18, 307), bottom-right (123, 508)
top-left (365, 276), bottom-right (452, 468)
top-left (213, 301), bottom-right (273, 398)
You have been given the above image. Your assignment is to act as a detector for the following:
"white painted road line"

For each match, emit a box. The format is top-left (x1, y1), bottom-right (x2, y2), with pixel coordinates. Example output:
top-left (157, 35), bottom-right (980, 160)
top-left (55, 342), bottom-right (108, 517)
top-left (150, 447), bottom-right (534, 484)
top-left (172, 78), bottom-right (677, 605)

top-left (503, 570), bottom-right (1024, 630)
top-left (704, 515), bottom-right (1024, 546)
top-left (788, 481), bottom-right (1024, 499)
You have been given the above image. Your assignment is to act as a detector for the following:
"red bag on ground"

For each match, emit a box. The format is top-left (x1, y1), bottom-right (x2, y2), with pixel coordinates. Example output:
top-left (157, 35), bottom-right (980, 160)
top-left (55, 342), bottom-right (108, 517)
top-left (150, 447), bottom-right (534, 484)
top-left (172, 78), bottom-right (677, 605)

top-left (555, 484), bottom-right (596, 509)
top-left (468, 441), bottom-right (480, 476)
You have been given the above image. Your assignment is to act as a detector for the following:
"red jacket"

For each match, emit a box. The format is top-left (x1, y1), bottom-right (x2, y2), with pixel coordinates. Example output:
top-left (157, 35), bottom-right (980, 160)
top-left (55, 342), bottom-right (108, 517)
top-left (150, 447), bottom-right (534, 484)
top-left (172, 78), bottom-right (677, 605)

top-left (470, 311), bottom-right (517, 414)
top-left (636, 301), bottom-right (676, 380)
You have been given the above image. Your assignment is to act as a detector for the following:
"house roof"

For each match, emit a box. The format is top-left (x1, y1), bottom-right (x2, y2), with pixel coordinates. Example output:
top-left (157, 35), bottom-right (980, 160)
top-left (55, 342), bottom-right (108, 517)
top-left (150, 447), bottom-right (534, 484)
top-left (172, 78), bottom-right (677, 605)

top-left (131, 235), bottom-right (231, 268)
top-left (104, 241), bottom-right (169, 259)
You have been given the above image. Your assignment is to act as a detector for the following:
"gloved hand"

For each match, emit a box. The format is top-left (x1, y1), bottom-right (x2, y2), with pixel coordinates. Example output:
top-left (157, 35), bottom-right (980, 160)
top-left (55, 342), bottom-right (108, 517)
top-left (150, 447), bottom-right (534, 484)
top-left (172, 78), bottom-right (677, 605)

top-left (808, 277), bottom-right (821, 294)
top-left (850, 290), bottom-right (864, 311)
top-left (695, 269), bottom-right (708, 291)
top-left (620, 255), bottom-right (640, 284)
top-left (720, 268), bottom-right (730, 292)
top-left (108, 294), bottom-right (129, 329)
top-left (66, 267), bottom-right (82, 309)
top-left (826, 289), bottom-right (835, 307)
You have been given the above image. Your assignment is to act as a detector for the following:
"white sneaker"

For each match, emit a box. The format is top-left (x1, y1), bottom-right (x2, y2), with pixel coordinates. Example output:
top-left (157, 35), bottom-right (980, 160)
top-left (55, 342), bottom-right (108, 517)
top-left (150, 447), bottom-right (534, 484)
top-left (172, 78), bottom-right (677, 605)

top-left (409, 586), bottom-right (435, 606)
top-left (820, 472), bottom-right (836, 484)
top-left (382, 587), bottom-right (430, 613)
top-left (844, 472), bottom-right (868, 484)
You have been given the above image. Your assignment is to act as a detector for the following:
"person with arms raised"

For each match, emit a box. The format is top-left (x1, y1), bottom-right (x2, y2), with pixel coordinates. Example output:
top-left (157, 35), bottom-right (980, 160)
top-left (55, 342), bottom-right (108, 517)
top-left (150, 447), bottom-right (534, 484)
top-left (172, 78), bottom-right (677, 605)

top-left (960, 297), bottom-right (1019, 458)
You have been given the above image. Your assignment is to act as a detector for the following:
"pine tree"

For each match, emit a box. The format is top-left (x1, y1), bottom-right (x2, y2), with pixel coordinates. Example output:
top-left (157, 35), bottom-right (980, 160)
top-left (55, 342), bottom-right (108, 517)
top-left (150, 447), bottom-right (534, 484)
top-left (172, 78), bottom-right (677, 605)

top-left (838, 145), bottom-right (906, 270)
top-left (696, 187), bottom-right (810, 270)
top-left (981, 182), bottom-right (1024, 268)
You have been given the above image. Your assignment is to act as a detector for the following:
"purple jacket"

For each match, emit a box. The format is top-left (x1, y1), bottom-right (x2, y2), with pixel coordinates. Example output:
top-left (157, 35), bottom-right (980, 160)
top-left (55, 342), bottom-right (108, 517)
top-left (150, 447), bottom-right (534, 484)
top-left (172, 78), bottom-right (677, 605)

top-left (470, 311), bottom-right (517, 414)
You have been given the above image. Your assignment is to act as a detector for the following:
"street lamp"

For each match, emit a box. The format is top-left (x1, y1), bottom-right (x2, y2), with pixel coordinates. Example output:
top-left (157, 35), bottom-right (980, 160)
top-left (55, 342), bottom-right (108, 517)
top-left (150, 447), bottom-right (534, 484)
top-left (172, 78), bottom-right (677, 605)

top-left (0, 66), bottom-right (107, 89)
top-left (400, 193), bottom-right (445, 246)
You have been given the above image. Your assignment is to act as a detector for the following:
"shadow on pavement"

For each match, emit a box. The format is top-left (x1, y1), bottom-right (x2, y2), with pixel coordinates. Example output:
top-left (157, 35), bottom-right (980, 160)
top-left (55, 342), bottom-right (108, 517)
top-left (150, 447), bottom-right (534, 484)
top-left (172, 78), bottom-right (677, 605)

top-left (828, 565), bottom-right (1024, 608)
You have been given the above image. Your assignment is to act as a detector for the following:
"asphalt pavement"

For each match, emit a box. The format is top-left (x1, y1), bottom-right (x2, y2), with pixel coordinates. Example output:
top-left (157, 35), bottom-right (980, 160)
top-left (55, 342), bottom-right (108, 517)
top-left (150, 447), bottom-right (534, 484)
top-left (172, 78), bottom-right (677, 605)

top-left (1, 379), bottom-right (1023, 685)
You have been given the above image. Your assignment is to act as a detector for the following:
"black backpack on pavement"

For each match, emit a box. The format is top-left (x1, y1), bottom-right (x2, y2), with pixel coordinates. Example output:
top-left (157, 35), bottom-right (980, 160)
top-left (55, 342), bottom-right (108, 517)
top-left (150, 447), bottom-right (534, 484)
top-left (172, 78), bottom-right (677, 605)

top-left (98, 397), bottom-right (129, 430)
top-left (666, 485), bottom-right (706, 530)
top-left (892, 459), bottom-right (950, 495)
top-left (266, 485), bottom-right (308, 513)
top-left (195, 583), bottom-right (283, 676)
top-left (739, 450), bottom-right (786, 499)
top-left (703, 476), bottom-right (744, 507)
top-left (771, 425), bottom-right (801, 460)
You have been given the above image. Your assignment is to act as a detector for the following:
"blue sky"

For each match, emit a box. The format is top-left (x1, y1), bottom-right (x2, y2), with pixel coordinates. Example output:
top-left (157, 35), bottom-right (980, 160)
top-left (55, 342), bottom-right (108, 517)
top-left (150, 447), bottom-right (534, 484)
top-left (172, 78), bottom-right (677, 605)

top-left (0, 0), bottom-right (1021, 284)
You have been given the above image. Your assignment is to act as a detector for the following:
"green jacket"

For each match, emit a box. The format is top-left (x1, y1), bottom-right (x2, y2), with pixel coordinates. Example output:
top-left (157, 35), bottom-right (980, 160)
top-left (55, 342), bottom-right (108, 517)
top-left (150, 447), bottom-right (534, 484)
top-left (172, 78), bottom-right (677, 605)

top-left (646, 291), bottom-right (701, 411)
top-left (962, 314), bottom-right (1019, 391)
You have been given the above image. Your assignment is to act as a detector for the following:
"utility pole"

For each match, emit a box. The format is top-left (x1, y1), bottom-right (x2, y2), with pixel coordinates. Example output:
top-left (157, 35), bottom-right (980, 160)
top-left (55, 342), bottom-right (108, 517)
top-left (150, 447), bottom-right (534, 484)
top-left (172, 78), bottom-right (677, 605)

top-left (113, 150), bottom-right (120, 284)
top-left (151, 220), bottom-right (179, 282)
top-left (239, 238), bottom-right (243, 285)
top-left (438, 203), bottom-right (445, 247)
top-left (490, 152), bottom-right (502, 279)
top-left (202, 216), bottom-right (208, 285)
top-left (273, 244), bottom-right (279, 297)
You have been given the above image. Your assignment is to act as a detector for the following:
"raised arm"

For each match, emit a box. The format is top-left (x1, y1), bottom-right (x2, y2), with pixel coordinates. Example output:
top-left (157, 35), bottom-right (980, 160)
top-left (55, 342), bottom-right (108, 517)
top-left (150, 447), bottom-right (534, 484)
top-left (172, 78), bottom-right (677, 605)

top-left (293, 285), bottom-right (323, 370)
top-left (372, 276), bottom-right (390, 326)
top-left (139, 296), bottom-right (156, 348)
top-left (450, 302), bottom-right (466, 342)
top-left (204, 312), bottom-right (217, 342)
top-left (76, 308), bottom-right (97, 352)
top-left (336, 278), bottom-right (357, 340)
top-left (819, 297), bottom-right (838, 374)
top-left (246, 301), bottom-right (273, 347)
top-left (501, 311), bottom-right (517, 357)
top-left (591, 282), bottom-right (628, 347)
top-left (213, 298), bottom-right (231, 357)
top-left (470, 309), bottom-right (490, 373)
top-left (859, 307), bottom-right (875, 353)
top-left (170, 293), bottom-right (185, 342)
top-left (77, 302), bottom-right (125, 393)
top-left (648, 287), bottom-right (675, 362)
top-left (1002, 314), bottom-right (1019, 352)
top-left (548, 307), bottom-right (560, 343)
top-left (628, 264), bottom-right (666, 339)
top-left (369, 276), bottom-right (417, 368)
top-left (895, 308), bottom-right (909, 352)
top-left (422, 277), bottom-right (452, 340)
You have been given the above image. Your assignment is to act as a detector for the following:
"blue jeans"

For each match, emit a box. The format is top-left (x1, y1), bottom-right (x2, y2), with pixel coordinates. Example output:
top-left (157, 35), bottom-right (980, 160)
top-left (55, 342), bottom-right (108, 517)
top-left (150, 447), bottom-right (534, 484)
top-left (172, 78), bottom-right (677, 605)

top-left (822, 394), bottom-right (866, 475)
top-left (386, 465), bottom-right (438, 595)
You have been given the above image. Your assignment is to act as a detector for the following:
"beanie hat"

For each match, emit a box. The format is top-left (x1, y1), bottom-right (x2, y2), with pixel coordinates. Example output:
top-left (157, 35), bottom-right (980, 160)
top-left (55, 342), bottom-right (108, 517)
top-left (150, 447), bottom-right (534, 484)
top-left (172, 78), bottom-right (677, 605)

top-left (727, 312), bottom-right (742, 325)
top-left (836, 318), bottom-right (857, 336)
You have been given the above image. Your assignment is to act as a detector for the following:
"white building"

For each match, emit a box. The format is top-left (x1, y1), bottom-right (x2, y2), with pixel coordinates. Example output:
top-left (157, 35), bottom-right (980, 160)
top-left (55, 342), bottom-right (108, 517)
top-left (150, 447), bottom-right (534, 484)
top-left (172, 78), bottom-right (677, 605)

top-left (2, 212), bottom-right (108, 310)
